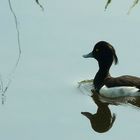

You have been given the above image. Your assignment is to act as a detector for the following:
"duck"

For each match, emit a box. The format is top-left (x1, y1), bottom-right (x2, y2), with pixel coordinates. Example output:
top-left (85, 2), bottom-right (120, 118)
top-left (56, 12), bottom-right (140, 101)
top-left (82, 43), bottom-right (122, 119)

top-left (83, 41), bottom-right (140, 98)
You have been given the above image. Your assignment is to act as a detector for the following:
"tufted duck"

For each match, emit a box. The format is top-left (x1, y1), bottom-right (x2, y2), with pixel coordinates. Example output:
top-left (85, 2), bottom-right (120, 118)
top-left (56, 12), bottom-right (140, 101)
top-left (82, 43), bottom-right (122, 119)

top-left (83, 41), bottom-right (140, 98)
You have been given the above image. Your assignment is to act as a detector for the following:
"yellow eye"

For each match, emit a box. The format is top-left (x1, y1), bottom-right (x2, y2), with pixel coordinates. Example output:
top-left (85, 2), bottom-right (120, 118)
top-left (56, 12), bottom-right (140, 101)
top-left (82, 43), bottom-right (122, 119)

top-left (95, 49), bottom-right (99, 52)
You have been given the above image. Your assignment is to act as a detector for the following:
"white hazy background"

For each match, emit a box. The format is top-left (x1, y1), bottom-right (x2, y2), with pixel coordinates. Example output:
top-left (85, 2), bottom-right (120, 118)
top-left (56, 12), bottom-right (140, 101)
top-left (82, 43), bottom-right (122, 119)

top-left (0, 0), bottom-right (140, 140)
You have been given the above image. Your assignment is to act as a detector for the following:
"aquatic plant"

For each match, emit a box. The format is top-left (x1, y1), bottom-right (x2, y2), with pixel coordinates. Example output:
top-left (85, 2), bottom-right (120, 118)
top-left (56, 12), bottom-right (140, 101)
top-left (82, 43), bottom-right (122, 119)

top-left (105, 0), bottom-right (139, 13)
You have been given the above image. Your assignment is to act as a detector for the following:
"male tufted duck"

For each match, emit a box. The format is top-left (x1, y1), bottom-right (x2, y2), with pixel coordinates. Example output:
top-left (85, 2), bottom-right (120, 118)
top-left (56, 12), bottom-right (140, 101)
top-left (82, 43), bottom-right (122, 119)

top-left (83, 41), bottom-right (140, 98)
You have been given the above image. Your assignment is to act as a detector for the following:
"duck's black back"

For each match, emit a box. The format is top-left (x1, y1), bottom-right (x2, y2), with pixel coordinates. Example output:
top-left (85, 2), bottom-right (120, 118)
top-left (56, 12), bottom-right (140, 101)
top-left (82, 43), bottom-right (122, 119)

top-left (105, 75), bottom-right (140, 89)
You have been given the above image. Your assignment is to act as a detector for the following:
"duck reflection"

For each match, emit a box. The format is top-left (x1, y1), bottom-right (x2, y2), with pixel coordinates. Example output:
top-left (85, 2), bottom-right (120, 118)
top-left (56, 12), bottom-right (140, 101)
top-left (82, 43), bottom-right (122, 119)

top-left (126, 96), bottom-right (140, 108)
top-left (81, 91), bottom-right (116, 133)
top-left (81, 90), bottom-right (140, 133)
top-left (79, 81), bottom-right (140, 133)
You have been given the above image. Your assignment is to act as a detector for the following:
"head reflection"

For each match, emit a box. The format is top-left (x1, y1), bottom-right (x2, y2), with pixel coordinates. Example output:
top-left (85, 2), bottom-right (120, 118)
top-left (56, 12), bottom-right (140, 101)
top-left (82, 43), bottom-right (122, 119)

top-left (81, 92), bottom-right (116, 133)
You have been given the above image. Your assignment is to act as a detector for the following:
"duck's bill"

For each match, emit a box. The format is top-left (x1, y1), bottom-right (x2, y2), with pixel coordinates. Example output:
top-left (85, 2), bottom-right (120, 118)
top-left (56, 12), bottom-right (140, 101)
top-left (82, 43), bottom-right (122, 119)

top-left (83, 52), bottom-right (93, 58)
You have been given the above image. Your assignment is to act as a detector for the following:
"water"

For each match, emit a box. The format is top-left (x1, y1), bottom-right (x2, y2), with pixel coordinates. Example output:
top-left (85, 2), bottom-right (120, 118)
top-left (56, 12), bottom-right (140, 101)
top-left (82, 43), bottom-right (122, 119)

top-left (0, 0), bottom-right (140, 140)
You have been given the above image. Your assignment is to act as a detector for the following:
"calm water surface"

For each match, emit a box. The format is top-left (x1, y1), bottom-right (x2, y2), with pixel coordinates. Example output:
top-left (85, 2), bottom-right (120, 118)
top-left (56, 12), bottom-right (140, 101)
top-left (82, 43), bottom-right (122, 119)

top-left (0, 0), bottom-right (140, 140)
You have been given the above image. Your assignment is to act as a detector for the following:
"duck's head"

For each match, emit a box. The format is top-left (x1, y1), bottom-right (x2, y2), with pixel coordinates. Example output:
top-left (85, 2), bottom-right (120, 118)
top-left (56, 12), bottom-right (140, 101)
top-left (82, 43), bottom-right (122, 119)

top-left (83, 41), bottom-right (118, 67)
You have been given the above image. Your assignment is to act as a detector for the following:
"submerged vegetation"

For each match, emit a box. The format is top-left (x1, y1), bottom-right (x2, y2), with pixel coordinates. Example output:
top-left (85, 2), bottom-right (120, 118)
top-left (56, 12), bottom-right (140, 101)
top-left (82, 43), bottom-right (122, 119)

top-left (105, 0), bottom-right (139, 13)
top-left (35, 0), bottom-right (44, 11)
top-left (0, 0), bottom-right (22, 104)
top-left (0, 0), bottom-right (44, 104)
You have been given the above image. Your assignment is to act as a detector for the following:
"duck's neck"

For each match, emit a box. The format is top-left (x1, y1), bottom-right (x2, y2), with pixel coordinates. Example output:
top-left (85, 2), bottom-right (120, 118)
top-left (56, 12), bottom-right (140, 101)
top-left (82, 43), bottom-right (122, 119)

top-left (94, 62), bottom-right (111, 91)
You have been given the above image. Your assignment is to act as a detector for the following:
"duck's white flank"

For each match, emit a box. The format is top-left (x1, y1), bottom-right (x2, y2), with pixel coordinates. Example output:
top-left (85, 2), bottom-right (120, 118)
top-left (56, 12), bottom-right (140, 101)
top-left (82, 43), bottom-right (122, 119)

top-left (78, 80), bottom-right (140, 98)
top-left (100, 86), bottom-right (140, 98)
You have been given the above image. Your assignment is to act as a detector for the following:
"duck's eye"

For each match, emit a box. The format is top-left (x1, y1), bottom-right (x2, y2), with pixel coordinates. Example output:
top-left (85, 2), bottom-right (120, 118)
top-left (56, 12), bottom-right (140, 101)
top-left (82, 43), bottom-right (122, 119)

top-left (95, 49), bottom-right (99, 52)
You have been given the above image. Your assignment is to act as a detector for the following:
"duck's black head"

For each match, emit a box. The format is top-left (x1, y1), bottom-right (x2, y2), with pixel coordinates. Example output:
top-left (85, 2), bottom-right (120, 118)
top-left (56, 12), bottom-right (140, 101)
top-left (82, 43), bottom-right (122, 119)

top-left (83, 41), bottom-right (118, 67)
